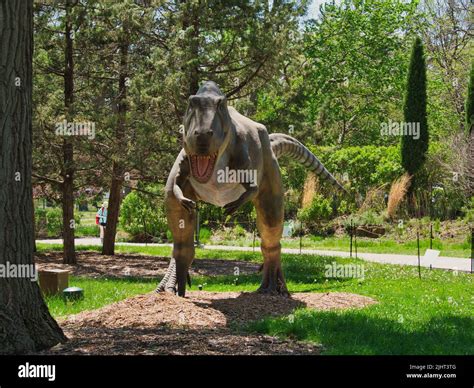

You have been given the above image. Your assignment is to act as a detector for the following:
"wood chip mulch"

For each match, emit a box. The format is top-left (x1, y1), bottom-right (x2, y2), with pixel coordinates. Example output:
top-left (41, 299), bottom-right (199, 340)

top-left (39, 291), bottom-right (376, 355)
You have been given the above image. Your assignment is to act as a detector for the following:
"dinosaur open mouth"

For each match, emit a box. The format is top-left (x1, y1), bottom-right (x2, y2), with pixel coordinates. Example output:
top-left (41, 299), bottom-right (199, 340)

top-left (190, 153), bottom-right (217, 183)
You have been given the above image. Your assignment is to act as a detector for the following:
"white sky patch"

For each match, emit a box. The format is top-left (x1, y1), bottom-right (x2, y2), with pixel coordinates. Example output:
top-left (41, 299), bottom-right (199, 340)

top-left (304, 0), bottom-right (343, 21)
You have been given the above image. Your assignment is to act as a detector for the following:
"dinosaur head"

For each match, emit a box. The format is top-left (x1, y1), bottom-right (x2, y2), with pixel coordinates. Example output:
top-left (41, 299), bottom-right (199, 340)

top-left (183, 85), bottom-right (232, 183)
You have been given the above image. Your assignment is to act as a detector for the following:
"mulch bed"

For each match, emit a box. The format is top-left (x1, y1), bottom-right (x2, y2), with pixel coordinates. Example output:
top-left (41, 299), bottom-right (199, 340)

top-left (35, 251), bottom-right (376, 355)
top-left (39, 291), bottom-right (375, 355)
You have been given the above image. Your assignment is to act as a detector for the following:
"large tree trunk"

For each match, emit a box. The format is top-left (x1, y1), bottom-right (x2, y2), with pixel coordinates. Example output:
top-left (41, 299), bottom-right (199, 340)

top-left (0, 0), bottom-right (66, 353)
top-left (62, 140), bottom-right (76, 263)
top-left (102, 39), bottom-right (128, 255)
top-left (62, 0), bottom-right (76, 264)
top-left (32, 194), bottom-right (37, 252)
top-left (102, 161), bottom-right (124, 255)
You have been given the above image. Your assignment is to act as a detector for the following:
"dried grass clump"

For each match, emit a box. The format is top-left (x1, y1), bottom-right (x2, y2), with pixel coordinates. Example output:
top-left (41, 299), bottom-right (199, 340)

top-left (358, 184), bottom-right (387, 213)
top-left (387, 173), bottom-right (412, 219)
top-left (301, 172), bottom-right (318, 208)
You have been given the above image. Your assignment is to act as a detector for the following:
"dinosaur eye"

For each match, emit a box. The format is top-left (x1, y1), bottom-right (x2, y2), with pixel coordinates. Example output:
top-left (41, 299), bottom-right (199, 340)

top-left (188, 95), bottom-right (200, 108)
top-left (214, 96), bottom-right (226, 107)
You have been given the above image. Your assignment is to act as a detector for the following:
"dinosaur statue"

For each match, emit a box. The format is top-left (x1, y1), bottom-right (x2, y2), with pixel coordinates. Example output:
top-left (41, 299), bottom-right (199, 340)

top-left (156, 81), bottom-right (345, 297)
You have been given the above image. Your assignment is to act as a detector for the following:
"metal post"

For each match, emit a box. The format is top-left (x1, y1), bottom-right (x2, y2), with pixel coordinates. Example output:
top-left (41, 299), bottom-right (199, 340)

top-left (195, 206), bottom-right (200, 247)
top-left (354, 226), bottom-right (358, 259)
top-left (143, 216), bottom-right (148, 247)
top-left (299, 221), bottom-right (303, 255)
top-left (252, 221), bottom-right (256, 253)
top-left (417, 231), bottom-right (421, 279)
top-left (430, 223), bottom-right (433, 250)
top-left (350, 219), bottom-right (353, 258)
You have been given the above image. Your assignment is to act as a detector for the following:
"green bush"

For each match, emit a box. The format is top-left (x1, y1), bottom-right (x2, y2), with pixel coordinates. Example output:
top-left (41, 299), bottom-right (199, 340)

top-left (119, 186), bottom-right (168, 241)
top-left (311, 145), bottom-right (403, 196)
top-left (337, 199), bottom-right (356, 215)
top-left (35, 207), bottom-right (80, 237)
top-left (210, 224), bottom-right (253, 243)
top-left (46, 208), bottom-right (63, 236)
top-left (461, 196), bottom-right (474, 223)
top-left (343, 210), bottom-right (384, 230)
top-left (198, 227), bottom-right (211, 244)
top-left (298, 194), bottom-right (333, 225)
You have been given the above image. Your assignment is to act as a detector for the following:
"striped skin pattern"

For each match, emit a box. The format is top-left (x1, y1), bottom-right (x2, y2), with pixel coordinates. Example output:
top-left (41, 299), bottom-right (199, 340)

top-left (269, 133), bottom-right (346, 193)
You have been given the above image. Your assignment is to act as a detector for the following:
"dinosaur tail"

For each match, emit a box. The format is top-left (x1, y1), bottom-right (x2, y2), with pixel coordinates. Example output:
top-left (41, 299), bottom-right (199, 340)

top-left (269, 133), bottom-right (346, 193)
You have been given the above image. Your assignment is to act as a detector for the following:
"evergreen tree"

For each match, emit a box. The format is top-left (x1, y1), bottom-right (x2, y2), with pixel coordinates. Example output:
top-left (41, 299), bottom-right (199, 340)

top-left (401, 37), bottom-right (429, 180)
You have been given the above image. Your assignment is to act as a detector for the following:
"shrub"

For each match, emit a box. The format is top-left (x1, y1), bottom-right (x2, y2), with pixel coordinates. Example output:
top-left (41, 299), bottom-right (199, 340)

top-left (461, 196), bottom-right (474, 223)
top-left (337, 199), bottom-right (356, 215)
top-left (210, 224), bottom-right (253, 243)
top-left (310, 145), bottom-right (403, 197)
top-left (298, 194), bottom-right (333, 225)
top-left (45, 208), bottom-right (63, 236)
top-left (119, 186), bottom-right (168, 241)
top-left (343, 210), bottom-right (384, 230)
top-left (35, 207), bottom-right (80, 237)
top-left (198, 227), bottom-right (211, 244)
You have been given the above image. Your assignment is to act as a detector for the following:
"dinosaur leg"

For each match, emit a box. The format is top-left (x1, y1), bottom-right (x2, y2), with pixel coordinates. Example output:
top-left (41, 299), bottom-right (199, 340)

top-left (156, 182), bottom-right (196, 297)
top-left (254, 180), bottom-right (289, 296)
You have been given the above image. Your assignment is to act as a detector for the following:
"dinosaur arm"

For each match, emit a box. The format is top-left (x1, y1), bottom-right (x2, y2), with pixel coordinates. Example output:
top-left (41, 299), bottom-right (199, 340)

top-left (223, 182), bottom-right (258, 216)
top-left (169, 150), bottom-right (196, 213)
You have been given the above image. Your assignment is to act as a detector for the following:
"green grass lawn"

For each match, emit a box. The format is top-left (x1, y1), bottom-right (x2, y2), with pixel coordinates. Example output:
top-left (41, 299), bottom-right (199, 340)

top-left (38, 244), bottom-right (473, 355)
top-left (212, 235), bottom-right (470, 258)
top-left (45, 277), bottom-right (155, 317)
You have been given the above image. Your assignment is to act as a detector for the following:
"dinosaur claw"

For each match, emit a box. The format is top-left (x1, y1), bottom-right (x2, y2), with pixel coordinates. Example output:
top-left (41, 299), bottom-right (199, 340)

top-left (223, 200), bottom-right (241, 216)
top-left (180, 197), bottom-right (196, 213)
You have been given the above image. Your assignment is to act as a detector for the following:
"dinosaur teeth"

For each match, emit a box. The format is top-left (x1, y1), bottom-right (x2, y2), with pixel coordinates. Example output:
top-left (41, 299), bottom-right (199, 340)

top-left (191, 153), bottom-right (217, 183)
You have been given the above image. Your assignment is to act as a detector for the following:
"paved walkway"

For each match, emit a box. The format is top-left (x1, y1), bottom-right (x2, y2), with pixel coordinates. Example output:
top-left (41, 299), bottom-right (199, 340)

top-left (37, 238), bottom-right (473, 273)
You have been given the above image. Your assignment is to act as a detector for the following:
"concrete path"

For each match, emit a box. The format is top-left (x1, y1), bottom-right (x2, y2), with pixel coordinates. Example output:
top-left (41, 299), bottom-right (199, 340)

top-left (36, 238), bottom-right (473, 273)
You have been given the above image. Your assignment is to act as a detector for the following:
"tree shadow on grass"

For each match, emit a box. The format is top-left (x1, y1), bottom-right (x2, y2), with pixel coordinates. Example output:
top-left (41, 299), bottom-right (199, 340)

top-left (248, 309), bottom-right (474, 355)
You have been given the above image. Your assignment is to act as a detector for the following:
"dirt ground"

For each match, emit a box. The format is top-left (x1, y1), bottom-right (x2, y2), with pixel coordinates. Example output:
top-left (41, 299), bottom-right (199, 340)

top-left (36, 252), bottom-right (377, 355)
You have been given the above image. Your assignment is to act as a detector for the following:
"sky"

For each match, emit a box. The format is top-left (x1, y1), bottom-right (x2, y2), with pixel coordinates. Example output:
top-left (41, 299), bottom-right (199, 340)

top-left (306, 0), bottom-right (342, 20)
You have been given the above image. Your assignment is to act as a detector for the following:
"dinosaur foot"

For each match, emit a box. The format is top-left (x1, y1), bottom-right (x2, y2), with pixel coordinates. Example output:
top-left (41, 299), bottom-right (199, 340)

top-left (256, 263), bottom-right (290, 297)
